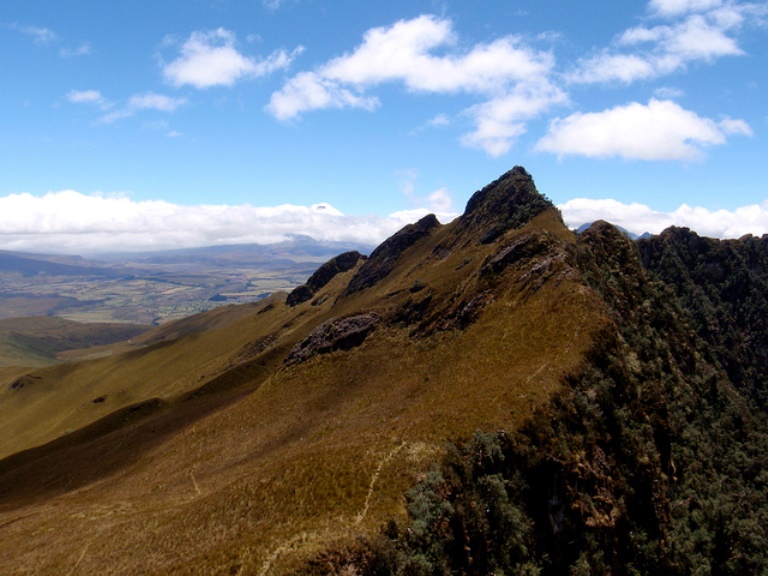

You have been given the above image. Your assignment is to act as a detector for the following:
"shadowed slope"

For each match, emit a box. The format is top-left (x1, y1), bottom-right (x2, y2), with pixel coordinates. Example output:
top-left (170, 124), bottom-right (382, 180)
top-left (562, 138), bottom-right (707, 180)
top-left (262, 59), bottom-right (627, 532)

top-left (0, 168), bottom-right (610, 575)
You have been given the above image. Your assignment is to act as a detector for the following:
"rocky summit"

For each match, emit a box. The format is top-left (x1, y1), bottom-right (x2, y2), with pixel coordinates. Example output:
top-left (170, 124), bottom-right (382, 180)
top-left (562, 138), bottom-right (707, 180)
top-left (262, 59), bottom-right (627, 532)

top-left (1, 167), bottom-right (767, 575)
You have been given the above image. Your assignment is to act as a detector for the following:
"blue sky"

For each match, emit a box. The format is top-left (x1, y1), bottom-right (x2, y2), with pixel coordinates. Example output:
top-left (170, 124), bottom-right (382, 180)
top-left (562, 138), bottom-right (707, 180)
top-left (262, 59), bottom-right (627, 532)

top-left (2, 0), bottom-right (767, 253)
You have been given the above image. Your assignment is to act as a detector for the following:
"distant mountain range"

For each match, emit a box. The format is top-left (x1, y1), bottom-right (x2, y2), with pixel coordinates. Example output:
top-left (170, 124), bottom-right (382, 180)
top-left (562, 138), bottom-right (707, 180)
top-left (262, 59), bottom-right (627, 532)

top-left (0, 250), bottom-right (124, 278)
top-left (0, 237), bottom-right (375, 325)
top-left (1, 168), bottom-right (767, 574)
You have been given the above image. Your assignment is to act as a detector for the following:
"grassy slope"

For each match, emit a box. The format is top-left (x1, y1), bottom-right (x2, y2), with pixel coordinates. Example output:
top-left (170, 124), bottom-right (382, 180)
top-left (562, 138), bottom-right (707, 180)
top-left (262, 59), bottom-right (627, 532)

top-left (0, 209), bottom-right (610, 575)
top-left (0, 316), bottom-right (150, 368)
top-left (0, 296), bottom-right (291, 460)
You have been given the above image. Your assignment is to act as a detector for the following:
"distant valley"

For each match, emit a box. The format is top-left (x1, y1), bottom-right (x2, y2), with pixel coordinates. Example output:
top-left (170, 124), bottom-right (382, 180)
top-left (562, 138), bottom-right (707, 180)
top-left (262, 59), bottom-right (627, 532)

top-left (0, 236), bottom-right (373, 326)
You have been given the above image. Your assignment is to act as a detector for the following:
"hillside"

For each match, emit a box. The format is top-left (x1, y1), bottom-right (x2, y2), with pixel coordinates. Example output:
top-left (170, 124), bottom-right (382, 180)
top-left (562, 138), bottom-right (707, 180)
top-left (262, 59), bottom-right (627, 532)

top-left (0, 168), bottom-right (766, 575)
top-left (0, 316), bottom-right (150, 368)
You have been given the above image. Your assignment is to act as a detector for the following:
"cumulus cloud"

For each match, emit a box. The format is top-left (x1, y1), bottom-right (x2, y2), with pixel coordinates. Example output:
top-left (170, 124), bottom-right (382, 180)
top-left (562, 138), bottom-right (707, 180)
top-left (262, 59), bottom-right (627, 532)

top-left (267, 71), bottom-right (379, 119)
top-left (649, 0), bottom-right (723, 16)
top-left (163, 28), bottom-right (301, 89)
top-left (536, 99), bottom-right (751, 160)
top-left (461, 80), bottom-right (567, 157)
top-left (0, 191), bottom-right (456, 255)
top-left (267, 15), bottom-right (564, 156)
top-left (568, 4), bottom-right (746, 84)
top-left (559, 197), bottom-right (768, 239)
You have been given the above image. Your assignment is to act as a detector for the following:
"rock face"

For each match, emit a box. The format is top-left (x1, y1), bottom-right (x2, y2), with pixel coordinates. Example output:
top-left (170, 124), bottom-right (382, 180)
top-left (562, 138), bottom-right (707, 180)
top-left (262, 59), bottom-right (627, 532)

top-left (286, 251), bottom-right (363, 306)
top-left (284, 313), bottom-right (380, 366)
top-left (345, 214), bottom-right (440, 294)
top-left (457, 166), bottom-right (557, 244)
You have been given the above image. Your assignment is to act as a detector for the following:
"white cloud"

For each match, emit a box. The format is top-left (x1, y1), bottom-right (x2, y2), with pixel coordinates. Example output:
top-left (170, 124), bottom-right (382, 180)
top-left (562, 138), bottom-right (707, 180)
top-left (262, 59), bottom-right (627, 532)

top-left (569, 7), bottom-right (745, 84)
top-left (719, 116), bottom-right (753, 135)
top-left (319, 18), bottom-right (551, 93)
top-left (461, 80), bottom-right (568, 156)
top-left (128, 93), bottom-right (185, 112)
top-left (559, 197), bottom-right (768, 239)
top-left (67, 89), bottom-right (110, 109)
top-left (67, 89), bottom-right (185, 123)
top-left (567, 53), bottom-right (657, 84)
top-left (99, 92), bottom-right (187, 123)
top-left (267, 71), bottom-right (379, 120)
top-left (163, 28), bottom-right (301, 89)
top-left (428, 113), bottom-right (451, 127)
top-left (268, 15), bottom-right (563, 156)
top-left (536, 99), bottom-right (750, 161)
top-left (0, 191), bottom-right (456, 254)
top-left (649, 0), bottom-right (723, 17)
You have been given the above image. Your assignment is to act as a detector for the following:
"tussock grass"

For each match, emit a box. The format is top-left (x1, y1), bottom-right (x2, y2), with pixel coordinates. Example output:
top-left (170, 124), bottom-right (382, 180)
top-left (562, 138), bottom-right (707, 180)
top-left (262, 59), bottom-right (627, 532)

top-left (0, 208), bottom-right (611, 574)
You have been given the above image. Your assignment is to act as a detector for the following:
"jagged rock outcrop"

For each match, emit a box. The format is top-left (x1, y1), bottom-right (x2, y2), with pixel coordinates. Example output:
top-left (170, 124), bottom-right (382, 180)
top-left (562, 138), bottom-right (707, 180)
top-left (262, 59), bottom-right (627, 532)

top-left (284, 313), bottom-right (380, 366)
top-left (345, 214), bottom-right (440, 294)
top-left (456, 166), bottom-right (557, 245)
top-left (287, 251), bottom-right (363, 306)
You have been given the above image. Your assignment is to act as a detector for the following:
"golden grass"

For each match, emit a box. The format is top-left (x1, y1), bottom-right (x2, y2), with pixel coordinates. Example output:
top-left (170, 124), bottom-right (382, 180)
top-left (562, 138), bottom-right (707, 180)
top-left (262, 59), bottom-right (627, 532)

top-left (0, 208), bottom-right (612, 575)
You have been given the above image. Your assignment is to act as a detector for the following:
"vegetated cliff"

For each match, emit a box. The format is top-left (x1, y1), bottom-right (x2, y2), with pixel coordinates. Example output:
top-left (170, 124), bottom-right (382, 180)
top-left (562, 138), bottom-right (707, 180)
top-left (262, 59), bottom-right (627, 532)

top-left (638, 228), bottom-right (768, 408)
top-left (0, 167), bottom-right (766, 575)
top-left (310, 222), bottom-right (768, 575)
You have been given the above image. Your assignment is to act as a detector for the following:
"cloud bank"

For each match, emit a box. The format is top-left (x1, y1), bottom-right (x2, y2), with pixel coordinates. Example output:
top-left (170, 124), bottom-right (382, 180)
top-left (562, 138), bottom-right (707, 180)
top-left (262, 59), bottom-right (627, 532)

top-left (0, 190), bottom-right (457, 255)
top-left (1, 189), bottom-right (765, 256)
top-left (559, 197), bottom-right (768, 239)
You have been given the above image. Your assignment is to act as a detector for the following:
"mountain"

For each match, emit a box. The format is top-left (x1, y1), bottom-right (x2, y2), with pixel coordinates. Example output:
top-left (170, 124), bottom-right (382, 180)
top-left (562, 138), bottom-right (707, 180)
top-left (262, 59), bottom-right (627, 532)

top-left (575, 221), bottom-right (652, 240)
top-left (0, 167), bottom-right (766, 575)
top-left (0, 250), bottom-right (124, 278)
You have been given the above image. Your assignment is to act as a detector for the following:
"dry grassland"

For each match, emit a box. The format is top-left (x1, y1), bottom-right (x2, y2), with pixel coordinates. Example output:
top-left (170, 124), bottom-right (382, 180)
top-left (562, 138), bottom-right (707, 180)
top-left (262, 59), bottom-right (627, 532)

top-left (0, 208), bottom-right (610, 574)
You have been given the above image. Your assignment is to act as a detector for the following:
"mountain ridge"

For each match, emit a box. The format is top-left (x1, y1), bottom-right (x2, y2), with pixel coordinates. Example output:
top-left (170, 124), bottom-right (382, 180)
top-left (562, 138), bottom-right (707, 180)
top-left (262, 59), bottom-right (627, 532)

top-left (0, 167), bottom-right (766, 575)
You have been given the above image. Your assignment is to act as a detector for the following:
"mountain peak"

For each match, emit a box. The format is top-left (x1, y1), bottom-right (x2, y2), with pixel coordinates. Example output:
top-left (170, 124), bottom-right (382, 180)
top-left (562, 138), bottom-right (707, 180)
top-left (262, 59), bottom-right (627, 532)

top-left (458, 166), bottom-right (558, 244)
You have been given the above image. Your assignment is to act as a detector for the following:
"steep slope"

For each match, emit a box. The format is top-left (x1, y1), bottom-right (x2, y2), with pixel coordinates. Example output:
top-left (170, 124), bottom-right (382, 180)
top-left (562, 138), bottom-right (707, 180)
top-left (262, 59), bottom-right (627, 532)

top-left (638, 228), bottom-right (768, 408)
top-left (1, 168), bottom-right (765, 575)
top-left (0, 294), bottom-right (291, 460)
top-left (0, 167), bottom-right (611, 574)
top-left (330, 222), bottom-right (768, 575)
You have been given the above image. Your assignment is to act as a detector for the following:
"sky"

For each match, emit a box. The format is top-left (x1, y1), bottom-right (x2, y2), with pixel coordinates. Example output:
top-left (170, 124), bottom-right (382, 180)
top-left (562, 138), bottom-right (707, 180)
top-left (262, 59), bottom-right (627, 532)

top-left (2, 0), bottom-right (768, 254)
